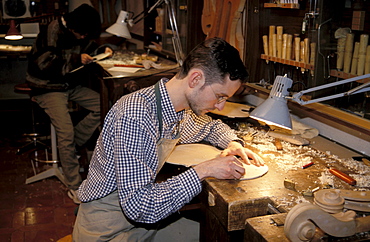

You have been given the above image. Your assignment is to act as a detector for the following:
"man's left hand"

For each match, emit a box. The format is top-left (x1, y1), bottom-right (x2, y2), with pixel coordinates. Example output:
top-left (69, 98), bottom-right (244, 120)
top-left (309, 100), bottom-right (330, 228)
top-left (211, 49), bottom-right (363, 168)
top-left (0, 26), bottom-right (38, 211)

top-left (105, 47), bottom-right (113, 57)
top-left (220, 141), bottom-right (265, 167)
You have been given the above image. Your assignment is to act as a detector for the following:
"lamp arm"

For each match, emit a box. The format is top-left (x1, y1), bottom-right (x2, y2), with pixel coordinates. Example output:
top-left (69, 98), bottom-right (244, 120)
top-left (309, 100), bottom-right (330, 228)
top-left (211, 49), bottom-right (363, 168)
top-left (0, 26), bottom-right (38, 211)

top-left (291, 73), bottom-right (370, 105)
top-left (165, 0), bottom-right (184, 66)
top-left (133, 0), bottom-right (164, 24)
top-left (130, 0), bottom-right (184, 66)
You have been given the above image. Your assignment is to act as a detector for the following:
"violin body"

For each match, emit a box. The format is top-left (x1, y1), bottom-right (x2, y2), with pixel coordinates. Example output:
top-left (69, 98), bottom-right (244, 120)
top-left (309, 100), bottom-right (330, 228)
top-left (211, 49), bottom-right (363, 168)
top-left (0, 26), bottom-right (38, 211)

top-left (202, 0), bottom-right (246, 54)
top-left (201, 0), bottom-right (216, 36)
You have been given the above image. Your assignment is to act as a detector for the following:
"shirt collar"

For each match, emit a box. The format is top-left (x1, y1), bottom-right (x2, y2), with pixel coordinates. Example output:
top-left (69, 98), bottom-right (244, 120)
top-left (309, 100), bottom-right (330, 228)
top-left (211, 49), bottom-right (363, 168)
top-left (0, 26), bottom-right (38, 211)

top-left (157, 78), bottom-right (184, 127)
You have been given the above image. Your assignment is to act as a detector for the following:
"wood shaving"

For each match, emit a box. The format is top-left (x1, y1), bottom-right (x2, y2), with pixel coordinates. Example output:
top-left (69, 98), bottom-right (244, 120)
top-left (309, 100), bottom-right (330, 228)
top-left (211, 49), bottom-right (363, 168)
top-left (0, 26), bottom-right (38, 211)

top-left (236, 127), bottom-right (370, 189)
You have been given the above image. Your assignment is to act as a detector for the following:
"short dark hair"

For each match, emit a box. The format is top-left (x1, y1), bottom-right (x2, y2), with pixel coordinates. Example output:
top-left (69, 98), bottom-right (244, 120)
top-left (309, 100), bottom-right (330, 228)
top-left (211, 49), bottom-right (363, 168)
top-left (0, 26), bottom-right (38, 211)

top-left (64, 4), bottom-right (101, 39)
top-left (177, 37), bottom-right (249, 84)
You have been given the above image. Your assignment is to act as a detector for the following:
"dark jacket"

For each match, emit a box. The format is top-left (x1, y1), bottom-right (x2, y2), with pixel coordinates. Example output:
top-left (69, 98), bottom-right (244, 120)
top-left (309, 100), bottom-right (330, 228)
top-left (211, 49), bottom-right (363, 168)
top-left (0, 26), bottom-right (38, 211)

top-left (26, 17), bottom-right (107, 94)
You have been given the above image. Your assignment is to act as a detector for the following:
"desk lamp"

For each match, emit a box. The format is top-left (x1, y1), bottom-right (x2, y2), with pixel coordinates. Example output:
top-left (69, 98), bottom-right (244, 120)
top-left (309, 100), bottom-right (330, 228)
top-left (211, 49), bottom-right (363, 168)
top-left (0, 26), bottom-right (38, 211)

top-left (106, 10), bottom-right (132, 39)
top-left (5, 20), bottom-right (23, 40)
top-left (249, 74), bottom-right (370, 130)
top-left (107, 0), bottom-right (184, 66)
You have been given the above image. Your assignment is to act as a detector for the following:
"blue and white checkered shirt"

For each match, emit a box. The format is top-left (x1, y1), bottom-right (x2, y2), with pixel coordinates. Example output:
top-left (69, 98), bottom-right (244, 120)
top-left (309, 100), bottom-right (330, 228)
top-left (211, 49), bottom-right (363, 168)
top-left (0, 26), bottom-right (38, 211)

top-left (78, 78), bottom-right (240, 223)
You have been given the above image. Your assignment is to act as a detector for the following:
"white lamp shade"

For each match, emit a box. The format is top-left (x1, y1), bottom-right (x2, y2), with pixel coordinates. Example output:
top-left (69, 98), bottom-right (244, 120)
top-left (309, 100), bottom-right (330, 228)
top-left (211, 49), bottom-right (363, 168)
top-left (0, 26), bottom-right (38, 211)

top-left (249, 96), bottom-right (292, 130)
top-left (250, 75), bottom-right (293, 130)
top-left (106, 10), bottom-right (132, 39)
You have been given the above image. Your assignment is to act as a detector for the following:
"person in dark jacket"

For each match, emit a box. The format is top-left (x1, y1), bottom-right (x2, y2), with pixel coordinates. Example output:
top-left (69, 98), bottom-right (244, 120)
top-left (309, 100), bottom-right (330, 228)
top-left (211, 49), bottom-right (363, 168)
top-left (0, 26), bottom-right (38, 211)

top-left (26, 3), bottom-right (113, 203)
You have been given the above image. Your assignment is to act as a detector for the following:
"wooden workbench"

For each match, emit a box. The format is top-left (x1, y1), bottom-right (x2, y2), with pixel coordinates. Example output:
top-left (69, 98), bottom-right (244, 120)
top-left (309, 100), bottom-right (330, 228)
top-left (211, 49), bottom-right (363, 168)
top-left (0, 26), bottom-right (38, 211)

top-left (97, 51), bottom-right (178, 123)
top-left (199, 135), bottom-right (365, 241)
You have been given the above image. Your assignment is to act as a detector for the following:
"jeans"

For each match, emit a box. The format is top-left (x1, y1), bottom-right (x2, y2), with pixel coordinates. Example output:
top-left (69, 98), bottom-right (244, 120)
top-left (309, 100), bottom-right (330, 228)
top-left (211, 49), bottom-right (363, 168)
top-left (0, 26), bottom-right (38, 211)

top-left (33, 86), bottom-right (100, 190)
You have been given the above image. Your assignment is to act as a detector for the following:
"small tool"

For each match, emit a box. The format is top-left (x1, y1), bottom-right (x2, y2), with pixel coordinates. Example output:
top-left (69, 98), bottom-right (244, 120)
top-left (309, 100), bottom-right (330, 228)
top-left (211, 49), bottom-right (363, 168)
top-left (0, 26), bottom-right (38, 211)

top-left (328, 168), bottom-right (356, 186)
top-left (242, 131), bottom-right (257, 142)
top-left (302, 161), bottom-right (314, 169)
top-left (352, 156), bottom-right (370, 166)
top-left (71, 52), bottom-right (111, 73)
top-left (274, 138), bottom-right (283, 150)
top-left (114, 64), bottom-right (144, 68)
top-left (284, 178), bottom-right (296, 191)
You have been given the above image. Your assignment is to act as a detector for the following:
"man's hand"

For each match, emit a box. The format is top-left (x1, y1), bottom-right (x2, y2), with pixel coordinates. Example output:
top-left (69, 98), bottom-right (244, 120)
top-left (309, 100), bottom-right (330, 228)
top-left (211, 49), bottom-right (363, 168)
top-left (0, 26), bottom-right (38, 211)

top-left (81, 48), bottom-right (112, 65)
top-left (220, 141), bottom-right (265, 167)
top-left (193, 155), bottom-right (245, 181)
top-left (104, 47), bottom-right (113, 57)
top-left (81, 53), bottom-right (93, 65)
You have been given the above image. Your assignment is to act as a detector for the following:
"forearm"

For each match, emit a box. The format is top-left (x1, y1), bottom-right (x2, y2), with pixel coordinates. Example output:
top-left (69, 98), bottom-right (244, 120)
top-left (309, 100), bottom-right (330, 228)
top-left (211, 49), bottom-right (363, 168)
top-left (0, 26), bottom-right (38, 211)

top-left (121, 168), bottom-right (201, 223)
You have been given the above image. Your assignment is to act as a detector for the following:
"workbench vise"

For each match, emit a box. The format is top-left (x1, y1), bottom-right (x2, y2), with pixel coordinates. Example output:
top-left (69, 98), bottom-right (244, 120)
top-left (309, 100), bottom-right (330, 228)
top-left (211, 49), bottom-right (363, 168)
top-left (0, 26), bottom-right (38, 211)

top-left (284, 202), bottom-right (370, 241)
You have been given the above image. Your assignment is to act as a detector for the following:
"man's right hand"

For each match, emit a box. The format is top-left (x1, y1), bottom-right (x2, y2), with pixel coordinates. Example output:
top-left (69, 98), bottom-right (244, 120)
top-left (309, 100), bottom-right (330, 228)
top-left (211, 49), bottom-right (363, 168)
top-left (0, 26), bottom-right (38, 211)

top-left (193, 156), bottom-right (245, 181)
top-left (81, 53), bottom-right (94, 65)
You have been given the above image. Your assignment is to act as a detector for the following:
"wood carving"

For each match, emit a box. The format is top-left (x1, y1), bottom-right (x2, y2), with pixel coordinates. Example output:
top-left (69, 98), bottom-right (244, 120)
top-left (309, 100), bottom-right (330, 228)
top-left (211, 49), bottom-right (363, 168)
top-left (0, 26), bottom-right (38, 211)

top-left (285, 202), bottom-right (370, 241)
top-left (203, 0), bottom-right (246, 54)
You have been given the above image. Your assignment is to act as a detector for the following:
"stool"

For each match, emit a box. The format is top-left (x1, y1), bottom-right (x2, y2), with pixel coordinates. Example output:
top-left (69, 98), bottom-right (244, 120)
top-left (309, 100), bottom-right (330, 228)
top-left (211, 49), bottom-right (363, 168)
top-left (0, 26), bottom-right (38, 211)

top-left (14, 83), bottom-right (49, 155)
top-left (25, 123), bottom-right (68, 187)
top-left (14, 83), bottom-right (67, 186)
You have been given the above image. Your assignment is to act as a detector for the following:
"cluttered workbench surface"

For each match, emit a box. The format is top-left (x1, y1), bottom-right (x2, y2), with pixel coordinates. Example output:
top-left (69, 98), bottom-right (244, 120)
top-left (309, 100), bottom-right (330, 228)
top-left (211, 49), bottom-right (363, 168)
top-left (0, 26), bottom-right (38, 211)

top-left (97, 50), bottom-right (178, 78)
top-left (198, 121), bottom-right (370, 241)
top-left (96, 50), bottom-right (178, 121)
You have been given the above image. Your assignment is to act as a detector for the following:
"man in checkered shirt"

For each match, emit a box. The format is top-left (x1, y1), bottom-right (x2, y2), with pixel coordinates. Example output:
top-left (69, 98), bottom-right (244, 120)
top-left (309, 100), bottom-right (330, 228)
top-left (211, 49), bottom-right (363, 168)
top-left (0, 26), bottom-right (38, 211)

top-left (73, 37), bottom-right (264, 241)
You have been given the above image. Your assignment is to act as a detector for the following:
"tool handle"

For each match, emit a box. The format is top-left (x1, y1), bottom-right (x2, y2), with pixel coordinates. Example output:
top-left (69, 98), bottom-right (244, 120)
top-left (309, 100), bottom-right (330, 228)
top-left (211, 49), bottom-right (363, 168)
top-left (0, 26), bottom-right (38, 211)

top-left (114, 64), bottom-right (143, 68)
top-left (329, 168), bottom-right (356, 185)
top-left (286, 34), bottom-right (292, 60)
top-left (302, 162), bottom-right (314, 169)
top-left (274, 138), bottom-right (283, 150)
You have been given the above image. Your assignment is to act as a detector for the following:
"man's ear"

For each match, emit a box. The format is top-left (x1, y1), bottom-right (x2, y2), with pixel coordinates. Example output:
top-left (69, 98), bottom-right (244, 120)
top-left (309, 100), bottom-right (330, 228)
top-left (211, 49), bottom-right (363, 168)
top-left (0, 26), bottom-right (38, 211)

top-left (188, 69), bottom-right (204, 88)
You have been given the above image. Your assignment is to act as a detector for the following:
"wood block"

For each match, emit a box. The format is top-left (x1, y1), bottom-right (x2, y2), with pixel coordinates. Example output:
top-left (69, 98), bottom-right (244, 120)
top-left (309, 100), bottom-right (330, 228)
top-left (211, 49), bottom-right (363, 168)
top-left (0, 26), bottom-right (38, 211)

top-left (245, 213), bottom-right (289, 242)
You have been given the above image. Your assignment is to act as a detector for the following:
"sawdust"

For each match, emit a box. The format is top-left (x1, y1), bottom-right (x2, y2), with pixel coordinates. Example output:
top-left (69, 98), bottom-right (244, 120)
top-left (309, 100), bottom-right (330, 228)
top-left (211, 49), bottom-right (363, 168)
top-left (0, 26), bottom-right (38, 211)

top-left (236, 127), bottom-right (370, 190)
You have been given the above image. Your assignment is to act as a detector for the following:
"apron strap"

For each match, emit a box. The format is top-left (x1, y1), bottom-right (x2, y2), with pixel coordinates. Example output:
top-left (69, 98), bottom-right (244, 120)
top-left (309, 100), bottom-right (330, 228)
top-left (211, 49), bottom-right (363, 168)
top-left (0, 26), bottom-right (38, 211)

top-left (154, 81), bottom-right (163, 138)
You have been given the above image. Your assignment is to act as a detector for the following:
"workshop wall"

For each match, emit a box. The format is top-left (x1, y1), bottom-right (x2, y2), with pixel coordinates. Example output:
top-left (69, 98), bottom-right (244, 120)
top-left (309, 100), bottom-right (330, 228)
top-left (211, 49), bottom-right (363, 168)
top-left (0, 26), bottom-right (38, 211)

top-left (245, 0), bottom-right (370, 120)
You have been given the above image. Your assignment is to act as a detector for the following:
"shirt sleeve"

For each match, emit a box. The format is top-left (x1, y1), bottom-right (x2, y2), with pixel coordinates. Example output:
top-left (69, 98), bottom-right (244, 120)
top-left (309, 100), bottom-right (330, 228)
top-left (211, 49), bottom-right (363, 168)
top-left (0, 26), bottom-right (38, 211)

top-left (179, 110), bottom-right (239, 149)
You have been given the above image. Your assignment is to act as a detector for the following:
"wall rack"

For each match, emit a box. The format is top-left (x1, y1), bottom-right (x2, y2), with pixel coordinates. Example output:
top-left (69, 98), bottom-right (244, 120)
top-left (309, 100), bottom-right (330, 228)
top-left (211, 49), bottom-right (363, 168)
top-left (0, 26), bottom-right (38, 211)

top-left (330, 70), bottom-right (370, 84)
top-left (263, 3), bottom-right (300, 9)
top-left (261, 54), bottom-right (314, 70)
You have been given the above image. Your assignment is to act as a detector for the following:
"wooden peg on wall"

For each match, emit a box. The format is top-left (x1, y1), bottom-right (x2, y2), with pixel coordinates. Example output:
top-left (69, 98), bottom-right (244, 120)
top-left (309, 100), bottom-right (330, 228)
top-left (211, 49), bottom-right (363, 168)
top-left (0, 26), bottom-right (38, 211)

top-left (357, 34), bottom-right (369, 75)
top-left (263, 35), bottom-right (269, 63)
top-left (365, 45), bottom-right (370, 74)
top-left (337, 37), bottom-right (346, 70)
top-left (294, 36), bottom-right (300, 62)
top-left (351, 42), bottom-right (360, 75)
top-left (343, 33), bottom-right (354, 73)
top-left (282, 33), bottom-right (288, 59)
top-left (300, 40), bottom-right (305, 72)
top-left (277, 26), bottom-right (283, 58)
top-left (286, 34), bottom-right (292, 60)
top-left (269, 25), bottom-right (275, 56)
top-left (310, 42), bottom-right (316, 76)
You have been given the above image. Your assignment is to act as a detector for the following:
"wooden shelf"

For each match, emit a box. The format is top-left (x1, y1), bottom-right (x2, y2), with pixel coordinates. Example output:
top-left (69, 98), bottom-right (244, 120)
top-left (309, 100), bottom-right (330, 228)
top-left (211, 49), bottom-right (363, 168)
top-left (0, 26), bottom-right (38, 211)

top-left (261, 54), bottom-right (314, 70)
top-left (263, 3), bottom-right (300, 9)
top-left (330, 70), bottom-right (370, 83)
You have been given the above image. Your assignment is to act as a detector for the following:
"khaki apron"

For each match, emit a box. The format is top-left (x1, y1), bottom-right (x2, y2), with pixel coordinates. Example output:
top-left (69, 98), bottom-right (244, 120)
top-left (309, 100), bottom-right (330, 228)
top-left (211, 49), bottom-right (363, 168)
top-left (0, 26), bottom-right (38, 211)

top-left (73, 82), bottom-right (180, 241)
